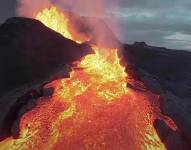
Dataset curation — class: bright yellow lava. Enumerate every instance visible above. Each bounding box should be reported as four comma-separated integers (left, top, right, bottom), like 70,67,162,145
79,46,128,100
36,6,88,43
36,7,73,40
0,6,166,150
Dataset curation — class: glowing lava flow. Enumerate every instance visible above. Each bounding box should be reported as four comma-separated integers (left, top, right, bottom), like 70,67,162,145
0,6,167,150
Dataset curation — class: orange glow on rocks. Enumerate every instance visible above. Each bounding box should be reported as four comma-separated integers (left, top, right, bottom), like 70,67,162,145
0,6,169,150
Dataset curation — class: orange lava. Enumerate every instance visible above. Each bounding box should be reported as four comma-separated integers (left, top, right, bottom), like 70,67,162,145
0,6,171,150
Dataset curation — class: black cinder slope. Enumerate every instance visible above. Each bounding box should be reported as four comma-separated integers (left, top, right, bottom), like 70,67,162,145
0,17,91,95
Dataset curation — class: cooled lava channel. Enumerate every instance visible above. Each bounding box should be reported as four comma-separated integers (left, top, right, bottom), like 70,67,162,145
0,6,177,150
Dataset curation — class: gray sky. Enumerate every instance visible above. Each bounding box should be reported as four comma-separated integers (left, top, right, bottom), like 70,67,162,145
107,0,191,50
0,0,17,23
0,0,191,50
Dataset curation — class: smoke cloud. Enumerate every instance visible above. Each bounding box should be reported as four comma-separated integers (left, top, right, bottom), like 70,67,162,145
16,0,109,18
17,0,121,48
17,0,52,17
58,0,107,17
56,0,121,48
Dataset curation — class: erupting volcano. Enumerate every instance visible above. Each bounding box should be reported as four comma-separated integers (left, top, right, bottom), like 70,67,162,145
0,6,178,150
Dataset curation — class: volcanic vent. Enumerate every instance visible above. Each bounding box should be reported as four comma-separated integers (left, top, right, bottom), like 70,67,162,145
0,5,179,150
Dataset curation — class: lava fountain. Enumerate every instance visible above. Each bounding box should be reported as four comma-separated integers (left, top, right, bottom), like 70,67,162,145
36,7,89,44
0,6,172,150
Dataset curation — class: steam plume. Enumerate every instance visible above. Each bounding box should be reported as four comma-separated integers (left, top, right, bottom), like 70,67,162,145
16,0,52,17
16,0,107,18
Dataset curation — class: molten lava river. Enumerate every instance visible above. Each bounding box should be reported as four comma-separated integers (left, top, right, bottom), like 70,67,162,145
0,6,177,150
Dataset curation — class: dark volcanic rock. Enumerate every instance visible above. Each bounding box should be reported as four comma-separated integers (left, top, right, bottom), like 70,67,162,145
0,17,91,95
154,119,191,150
124,42,191,97
123,42,191,146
